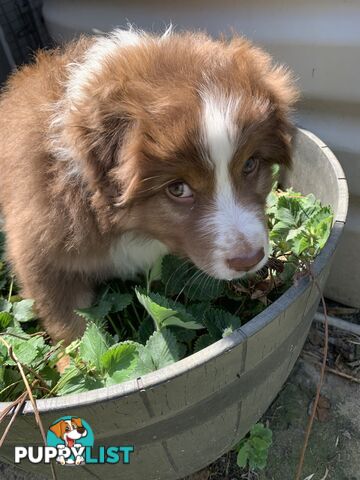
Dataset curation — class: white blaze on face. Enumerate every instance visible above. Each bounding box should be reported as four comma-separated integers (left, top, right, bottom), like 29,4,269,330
65,420,82,440
201,90,269,279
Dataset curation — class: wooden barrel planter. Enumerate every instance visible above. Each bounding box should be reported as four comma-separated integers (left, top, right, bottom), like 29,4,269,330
0,128,348,480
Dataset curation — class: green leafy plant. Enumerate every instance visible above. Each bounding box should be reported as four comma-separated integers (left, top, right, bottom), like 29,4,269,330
235,423,273,471
0,174,333,401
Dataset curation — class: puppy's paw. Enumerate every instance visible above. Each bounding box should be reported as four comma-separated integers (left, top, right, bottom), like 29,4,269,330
56,456,66,465
75,456,84,465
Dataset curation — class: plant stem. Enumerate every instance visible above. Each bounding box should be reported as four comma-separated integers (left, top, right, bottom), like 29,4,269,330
7,276,14,302
107,315,123,339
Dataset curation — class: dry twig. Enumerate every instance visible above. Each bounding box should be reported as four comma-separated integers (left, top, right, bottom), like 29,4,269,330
0,336,57,480
294,276,329,480
0,391,27,447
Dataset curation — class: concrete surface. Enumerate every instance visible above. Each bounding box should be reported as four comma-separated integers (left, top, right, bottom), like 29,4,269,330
260,360,360,480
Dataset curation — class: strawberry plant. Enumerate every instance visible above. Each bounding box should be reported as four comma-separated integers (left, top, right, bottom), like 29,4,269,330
235,423,273,471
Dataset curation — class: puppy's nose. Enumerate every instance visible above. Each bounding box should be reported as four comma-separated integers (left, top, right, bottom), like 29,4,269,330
77,426,85,434
227,248,265,272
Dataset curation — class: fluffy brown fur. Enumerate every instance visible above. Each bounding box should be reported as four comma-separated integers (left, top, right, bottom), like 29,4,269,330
0,29,298,349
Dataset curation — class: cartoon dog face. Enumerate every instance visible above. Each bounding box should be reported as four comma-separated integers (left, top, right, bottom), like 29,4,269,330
49,417,87,447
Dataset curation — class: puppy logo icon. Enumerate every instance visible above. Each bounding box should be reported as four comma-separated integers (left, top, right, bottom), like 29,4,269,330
47,416,94,465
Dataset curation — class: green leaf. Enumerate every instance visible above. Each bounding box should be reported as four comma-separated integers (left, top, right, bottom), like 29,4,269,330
101,341,140,375
183,274,226,302
12,299,35,322
136,289,178,330
57,366,104,395
142,329,180,370
76,300,112,322
161,255,225,301
194,334,213,353
4,335,49,368
138,316,155,345
237,444,249,468
148,255,164,285
39,365,60,387
266,190,278,214
106,293,132,313
79,322,110,370
251,436,270,452
292,235,310,256
203,308,241,341
136,290,203,330
170,327,197,344
249,448,268,470
11,341,38,366
0,311,12,329
0,299,12,313
251,423,273,444
0,341,8,359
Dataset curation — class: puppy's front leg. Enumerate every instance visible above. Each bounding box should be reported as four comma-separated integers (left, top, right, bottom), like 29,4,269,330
19,266,93,360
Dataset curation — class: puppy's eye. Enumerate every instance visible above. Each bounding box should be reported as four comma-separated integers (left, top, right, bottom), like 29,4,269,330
243,157,259,175
166,182,193,201
65,426,70,431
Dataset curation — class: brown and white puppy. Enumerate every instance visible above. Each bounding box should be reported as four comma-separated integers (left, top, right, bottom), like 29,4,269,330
49,417,87,464
0,28,298,348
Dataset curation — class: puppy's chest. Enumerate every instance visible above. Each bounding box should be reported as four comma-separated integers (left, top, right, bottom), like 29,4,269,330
109,232,168,278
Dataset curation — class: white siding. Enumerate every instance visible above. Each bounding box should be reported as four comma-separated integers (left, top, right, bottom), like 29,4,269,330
43,0,360,306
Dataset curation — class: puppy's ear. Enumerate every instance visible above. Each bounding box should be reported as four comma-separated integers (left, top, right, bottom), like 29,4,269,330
71,417,83,428
229,36,299,110
228,36,299,168
49,420,66,439
55,76,135,232
265,65,299,168
62,89,131,194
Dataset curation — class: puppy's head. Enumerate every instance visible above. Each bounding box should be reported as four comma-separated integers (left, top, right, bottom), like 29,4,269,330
59,30,298,280
49,417,86,441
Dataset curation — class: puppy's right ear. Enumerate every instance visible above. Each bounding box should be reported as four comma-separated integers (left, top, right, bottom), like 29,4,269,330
59,86,131,195
51,67,137,232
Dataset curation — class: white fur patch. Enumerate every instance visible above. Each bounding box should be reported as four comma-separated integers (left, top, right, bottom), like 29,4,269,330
201,91,268,279
67,27,144,103
67,25,173,104
110,232,168,278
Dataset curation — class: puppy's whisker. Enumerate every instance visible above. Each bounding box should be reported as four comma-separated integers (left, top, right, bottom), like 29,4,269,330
187,268,212,302
137,180,174,195
175,261,213,303
139,175,165,183
164,259,193,297
174,268,203,303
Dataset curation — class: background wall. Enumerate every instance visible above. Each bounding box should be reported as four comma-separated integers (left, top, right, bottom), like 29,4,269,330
43,0,360,306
